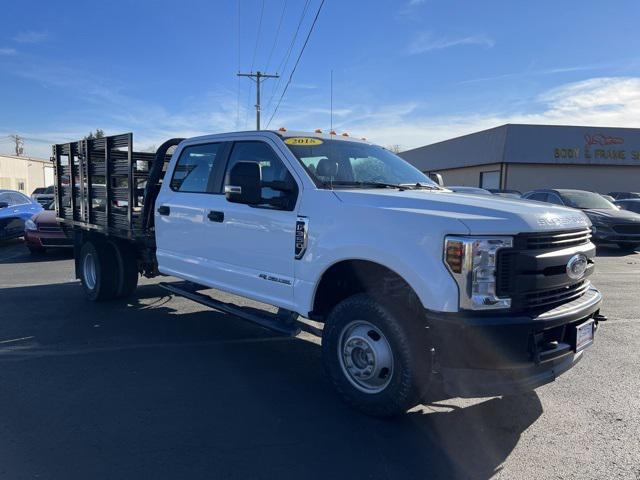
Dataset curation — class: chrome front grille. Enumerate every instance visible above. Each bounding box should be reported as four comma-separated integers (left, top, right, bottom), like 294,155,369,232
38,226,62,233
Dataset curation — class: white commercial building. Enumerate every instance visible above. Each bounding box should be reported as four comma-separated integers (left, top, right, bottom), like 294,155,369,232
0,154,54,194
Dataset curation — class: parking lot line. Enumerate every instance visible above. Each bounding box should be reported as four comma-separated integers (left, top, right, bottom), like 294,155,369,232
0,336,34,345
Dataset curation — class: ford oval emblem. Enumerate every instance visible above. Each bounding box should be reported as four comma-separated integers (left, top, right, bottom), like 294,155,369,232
566,254,588,280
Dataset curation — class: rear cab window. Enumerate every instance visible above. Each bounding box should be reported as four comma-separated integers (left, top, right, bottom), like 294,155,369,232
170,143,222,193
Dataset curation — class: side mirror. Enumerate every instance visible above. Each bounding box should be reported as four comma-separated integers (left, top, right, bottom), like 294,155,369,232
225,161,262,205
0,202,8,209
428,172,444,187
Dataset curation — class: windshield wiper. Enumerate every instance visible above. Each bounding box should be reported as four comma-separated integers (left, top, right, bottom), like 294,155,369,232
326,180,411,190
399,182,442,190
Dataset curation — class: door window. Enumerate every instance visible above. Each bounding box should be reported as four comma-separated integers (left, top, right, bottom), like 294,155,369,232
225,141,298,210
7,192,30,205
170,143,221,193
546,193,564,205
525,192,547,202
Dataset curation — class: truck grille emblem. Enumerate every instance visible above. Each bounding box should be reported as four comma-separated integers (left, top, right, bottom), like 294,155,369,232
566,253,588,280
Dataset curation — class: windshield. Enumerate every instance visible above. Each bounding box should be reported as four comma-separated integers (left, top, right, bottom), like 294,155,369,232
284,138,438,189
561,191,618,210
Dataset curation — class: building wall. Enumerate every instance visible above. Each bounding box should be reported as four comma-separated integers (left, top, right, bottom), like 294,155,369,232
0,155,53,194
429,163,503,188
505,163,640,194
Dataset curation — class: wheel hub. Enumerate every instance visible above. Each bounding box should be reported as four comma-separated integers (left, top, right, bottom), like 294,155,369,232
83,252,97,290
338,321,394,393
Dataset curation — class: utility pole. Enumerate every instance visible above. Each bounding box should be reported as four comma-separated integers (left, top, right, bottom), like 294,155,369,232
9,134,24,156
237,71,279,130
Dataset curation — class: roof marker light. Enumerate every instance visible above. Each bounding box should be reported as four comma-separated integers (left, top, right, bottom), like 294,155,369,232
315,129,322,133
341,132,349,137
278,127,287,132
329,130,337,135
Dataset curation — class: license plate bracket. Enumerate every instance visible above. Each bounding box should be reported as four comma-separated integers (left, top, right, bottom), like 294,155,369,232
575,319,594,352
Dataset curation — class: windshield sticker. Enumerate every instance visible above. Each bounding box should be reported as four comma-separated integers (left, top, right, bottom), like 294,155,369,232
284,137,324,146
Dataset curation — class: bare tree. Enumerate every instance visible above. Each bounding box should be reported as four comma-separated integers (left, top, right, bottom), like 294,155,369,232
84,129,105,140
386,144,402,154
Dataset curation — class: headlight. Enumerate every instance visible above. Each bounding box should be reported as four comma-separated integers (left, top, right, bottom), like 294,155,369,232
444,236,513,310
25,219,37,231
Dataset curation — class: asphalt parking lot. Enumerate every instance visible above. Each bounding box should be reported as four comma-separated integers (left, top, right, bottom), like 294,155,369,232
0,239,638,480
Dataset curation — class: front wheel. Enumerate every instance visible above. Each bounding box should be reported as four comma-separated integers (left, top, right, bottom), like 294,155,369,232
617,242,640,252
321,294,428,417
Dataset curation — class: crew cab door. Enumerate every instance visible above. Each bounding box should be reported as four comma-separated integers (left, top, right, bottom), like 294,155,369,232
155,138,301,310
154,141,231,285
213,140,301,309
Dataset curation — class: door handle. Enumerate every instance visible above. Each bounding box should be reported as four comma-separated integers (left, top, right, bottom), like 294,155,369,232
208,210,224,223
157,205,170,216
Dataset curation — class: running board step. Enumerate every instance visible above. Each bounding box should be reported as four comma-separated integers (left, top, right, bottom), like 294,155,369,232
158,281,302,337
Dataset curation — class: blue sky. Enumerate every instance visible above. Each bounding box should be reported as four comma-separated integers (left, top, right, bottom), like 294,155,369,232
2,0,640,158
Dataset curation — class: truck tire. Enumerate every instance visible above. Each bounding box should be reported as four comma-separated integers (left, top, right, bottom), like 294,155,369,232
617,242,639,252
79,241,119,301
321,294,426,417
108,240,139,298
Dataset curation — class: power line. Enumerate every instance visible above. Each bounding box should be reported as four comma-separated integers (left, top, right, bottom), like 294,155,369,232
264,0,312,115
264,0,289,73
236,0,241,129
250,0,266,73
266,0,326,128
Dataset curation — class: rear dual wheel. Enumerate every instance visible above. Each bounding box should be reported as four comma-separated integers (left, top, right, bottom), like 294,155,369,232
79,240,138,301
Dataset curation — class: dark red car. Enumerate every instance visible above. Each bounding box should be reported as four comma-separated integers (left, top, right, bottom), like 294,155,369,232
24,205,72,253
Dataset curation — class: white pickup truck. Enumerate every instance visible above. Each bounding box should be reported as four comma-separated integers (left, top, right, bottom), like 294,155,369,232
52,130,605,416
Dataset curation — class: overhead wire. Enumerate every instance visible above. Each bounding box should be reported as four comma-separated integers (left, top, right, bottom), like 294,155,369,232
263,0,312,117
250,0,266,73
236,0,241,129
264,0,289,73
266,0,326,128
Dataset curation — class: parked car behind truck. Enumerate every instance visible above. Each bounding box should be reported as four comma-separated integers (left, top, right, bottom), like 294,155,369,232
24,201,72,253
523,189,640,251
0,189,43,241
53,131,605,416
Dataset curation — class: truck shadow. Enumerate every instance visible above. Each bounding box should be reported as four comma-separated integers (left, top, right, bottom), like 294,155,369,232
0,281,542,480
0,238,74,264
595,244,639,257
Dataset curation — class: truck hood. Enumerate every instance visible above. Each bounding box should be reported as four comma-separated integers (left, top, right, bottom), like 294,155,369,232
332,190,591,234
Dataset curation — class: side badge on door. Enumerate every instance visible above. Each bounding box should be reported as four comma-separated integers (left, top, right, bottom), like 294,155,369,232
295,217,308,259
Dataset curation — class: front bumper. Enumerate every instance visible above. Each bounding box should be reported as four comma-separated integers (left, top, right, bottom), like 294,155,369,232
426,286,603,398
592,227,640,244
24,230,73,248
